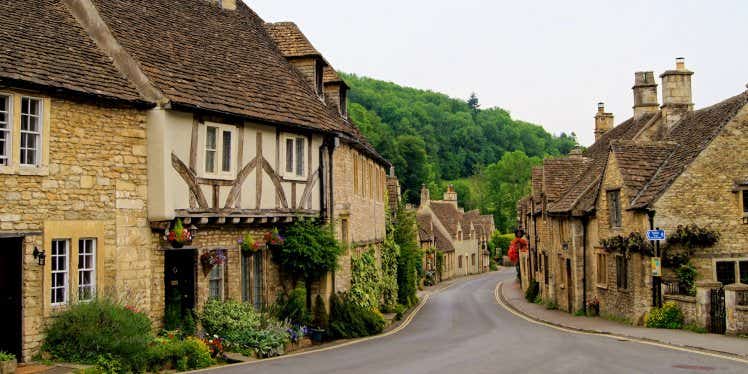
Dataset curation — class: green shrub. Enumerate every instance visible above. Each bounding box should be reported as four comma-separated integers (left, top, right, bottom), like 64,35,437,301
146,336,213,371
200,299,261,341
683,323,707,334
200,299,290,358
276,284,310,326
0,351,14,361
675,262,697,296
164,288,183,331
545,301,558,310
312,294,329,329
42,299,152,371
181,309,197,337
94,354,123,374
524,280,539,302
329,292,385,339
646,301,684,329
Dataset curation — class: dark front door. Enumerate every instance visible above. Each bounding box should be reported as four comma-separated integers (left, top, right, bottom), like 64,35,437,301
0,237,22,359
164,250,196,314
710,287,726,334
566,258,573,312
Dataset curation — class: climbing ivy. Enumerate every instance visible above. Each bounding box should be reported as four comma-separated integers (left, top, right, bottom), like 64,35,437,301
600,232,653,257
380,222,400,310
349,248,381,311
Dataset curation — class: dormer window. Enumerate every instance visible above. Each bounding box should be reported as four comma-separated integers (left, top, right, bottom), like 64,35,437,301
340,87,348,118
315,59,324,98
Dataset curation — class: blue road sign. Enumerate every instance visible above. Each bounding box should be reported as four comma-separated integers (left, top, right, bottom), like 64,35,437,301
646,229,666,241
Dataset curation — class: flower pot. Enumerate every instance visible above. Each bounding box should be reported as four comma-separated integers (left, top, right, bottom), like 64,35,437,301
0,359,17,374
170,240,185,248
309,328,326,343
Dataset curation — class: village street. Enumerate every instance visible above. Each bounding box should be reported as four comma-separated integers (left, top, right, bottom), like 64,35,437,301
205,268,748,374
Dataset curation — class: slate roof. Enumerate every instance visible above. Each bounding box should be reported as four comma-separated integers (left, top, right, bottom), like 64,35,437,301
416,213,433,241
610,140,677,202
548,112,658,213
630,91,748,208
433,225,456,252
0,0,143,102
429,202,462,237
542,157,591,203
90,0,342,132
264,22,321,58
323,66,346,85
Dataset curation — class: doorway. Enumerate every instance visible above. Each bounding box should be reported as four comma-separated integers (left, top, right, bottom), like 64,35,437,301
164,250,196,317
0,237,23,360
566,258,573,312
241,251,264,309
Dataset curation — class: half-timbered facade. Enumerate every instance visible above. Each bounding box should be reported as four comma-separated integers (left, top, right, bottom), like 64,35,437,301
0,0,393,361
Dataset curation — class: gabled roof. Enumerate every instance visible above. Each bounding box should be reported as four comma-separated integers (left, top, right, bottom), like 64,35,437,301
0,0,143,102
323,66,346,86
416,213,434,241
548,112,658,213
610,140,677,201
90,0,342,132
264,22,322,59
542,157,592,203
630,91,748,208
429,201,462,237
433,224,456,252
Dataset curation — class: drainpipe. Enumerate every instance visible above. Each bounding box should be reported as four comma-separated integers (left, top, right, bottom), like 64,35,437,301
328,136,339,225
648,210,661,307
319,141,327,222
582,215,588,314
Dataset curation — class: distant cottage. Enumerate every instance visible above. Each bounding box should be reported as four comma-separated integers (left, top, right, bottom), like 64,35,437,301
517,58,748,334
0,0,396,361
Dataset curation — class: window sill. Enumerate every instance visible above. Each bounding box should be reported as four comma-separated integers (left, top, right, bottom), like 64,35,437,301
0,165,49,176
198,173,235,182
596,284,608,290
281,174,308,182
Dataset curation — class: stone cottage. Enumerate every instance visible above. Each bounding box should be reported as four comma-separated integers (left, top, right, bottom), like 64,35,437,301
0,0,393,361
417,185,493,280
518,58,748,333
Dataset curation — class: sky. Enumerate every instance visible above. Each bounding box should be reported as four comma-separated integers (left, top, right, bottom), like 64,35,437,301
246,0,748,146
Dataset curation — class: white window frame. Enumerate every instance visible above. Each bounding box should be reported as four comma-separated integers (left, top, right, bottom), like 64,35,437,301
19,96,42,167
0,94,11,166
208,263,224,300
281,134,307,181
51,239,70,306
78,238,97,301
199,122,236,180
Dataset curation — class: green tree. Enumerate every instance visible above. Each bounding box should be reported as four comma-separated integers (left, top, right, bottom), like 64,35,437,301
271,220,343,308
467,92,480,113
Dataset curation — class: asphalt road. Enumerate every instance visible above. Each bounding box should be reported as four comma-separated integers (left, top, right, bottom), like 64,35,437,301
206,269,748,373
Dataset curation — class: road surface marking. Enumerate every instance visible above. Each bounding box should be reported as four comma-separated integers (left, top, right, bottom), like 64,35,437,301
494,281,748,366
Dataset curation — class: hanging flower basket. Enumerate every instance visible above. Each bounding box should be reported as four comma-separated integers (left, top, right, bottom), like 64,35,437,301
164,218,192,248
239,233,265,253
200,249,227,273
263,228,285,249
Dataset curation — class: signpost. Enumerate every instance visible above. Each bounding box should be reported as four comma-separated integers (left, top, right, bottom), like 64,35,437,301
647,227,665,307
646,229,666,241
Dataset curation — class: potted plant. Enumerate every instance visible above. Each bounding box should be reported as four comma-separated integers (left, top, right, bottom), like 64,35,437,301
165,218,192,248
200,249,227,273
239,233,264,253
587,297,600,317
263,228,285,249
309,294,328,343
0,351,16,374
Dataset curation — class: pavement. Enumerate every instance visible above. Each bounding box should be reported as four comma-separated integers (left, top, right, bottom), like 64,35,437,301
198,268,748,373
500,278,748,360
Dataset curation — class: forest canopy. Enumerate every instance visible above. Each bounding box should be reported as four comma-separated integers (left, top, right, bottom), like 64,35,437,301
343,73,577,232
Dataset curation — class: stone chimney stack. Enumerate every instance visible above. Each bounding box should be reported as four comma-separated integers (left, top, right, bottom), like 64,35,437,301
661,57,694,128
633,71,659,117
569,147,584,159
594,102,614,141
215,0,237,10
443,184,458,205
420,185,430,207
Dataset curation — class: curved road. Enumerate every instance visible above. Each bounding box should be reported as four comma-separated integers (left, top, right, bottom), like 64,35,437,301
209,269,748,373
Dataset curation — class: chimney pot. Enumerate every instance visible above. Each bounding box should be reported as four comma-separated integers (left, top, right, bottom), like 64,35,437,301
594,103,614,141
597,102,605,113
676,57,686,71
632,71,659,118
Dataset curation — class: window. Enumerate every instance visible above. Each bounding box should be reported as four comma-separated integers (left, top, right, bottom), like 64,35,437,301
340,88,348,118
558,256,565,284
51,239,69,305
607,190,622,228
0,95,10,166
742,190,748,216
209,263,224,300
458,256,463,268
472,253,476,266
353,155,359,194
203,123,235,178
543,253,549,285
283,135,306,179
20,97,42,166
596,253,607,286
715,260,748,285
78,238,96,301
341,218,349,244
616,255,628,289
315,59,324,97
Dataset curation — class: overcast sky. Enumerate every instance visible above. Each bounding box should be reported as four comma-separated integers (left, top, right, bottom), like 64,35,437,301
247,0,747,146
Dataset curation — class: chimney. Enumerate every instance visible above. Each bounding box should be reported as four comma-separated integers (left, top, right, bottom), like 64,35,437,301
594,102,614,141
444,184,458,205
215,0,236,10
569,147,584,159
632,71,659,117
420,185,430,207
660,57,694,128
